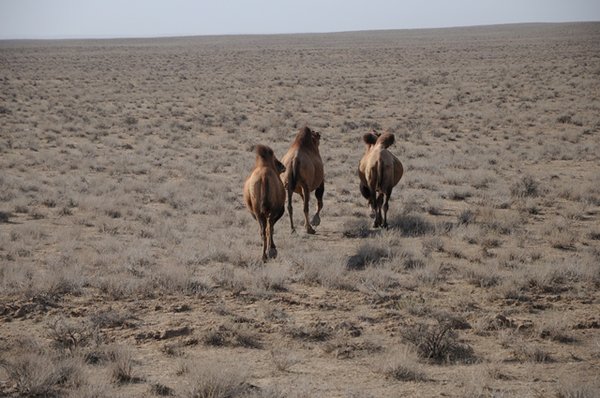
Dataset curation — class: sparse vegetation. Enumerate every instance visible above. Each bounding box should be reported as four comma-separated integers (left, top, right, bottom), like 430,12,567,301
0,23,598,397
402,322,476,364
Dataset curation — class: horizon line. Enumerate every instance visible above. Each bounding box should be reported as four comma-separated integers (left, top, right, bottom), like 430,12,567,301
1,20,598,42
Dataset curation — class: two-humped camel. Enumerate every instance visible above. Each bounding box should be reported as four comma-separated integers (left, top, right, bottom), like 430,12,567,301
358,131,404,228
243,145,286,261
281,126,324,234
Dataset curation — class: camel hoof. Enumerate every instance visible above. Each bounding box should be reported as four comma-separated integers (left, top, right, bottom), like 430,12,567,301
311,214,321,226
268,247,278,259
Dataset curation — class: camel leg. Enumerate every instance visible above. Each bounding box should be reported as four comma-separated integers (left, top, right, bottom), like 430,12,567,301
375,193,384,228
370,190,380,227
301,185,316,234
258,216,268,262
287,187,295,233
361,182,375,218
311,181,324,226
267,217,277,259
382,189,392,229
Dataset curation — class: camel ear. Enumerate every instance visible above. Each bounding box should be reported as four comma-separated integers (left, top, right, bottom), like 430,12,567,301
363,132,378,145
377,133,395,148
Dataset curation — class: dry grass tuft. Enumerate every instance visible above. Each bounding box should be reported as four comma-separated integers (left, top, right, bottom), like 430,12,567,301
402,322,475,364
381,347,427,381
182,362,249,398
510,175,542,198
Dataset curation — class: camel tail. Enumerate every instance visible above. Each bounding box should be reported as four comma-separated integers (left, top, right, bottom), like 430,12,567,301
260,177,270,214
376,160,384,193
288,157,300,194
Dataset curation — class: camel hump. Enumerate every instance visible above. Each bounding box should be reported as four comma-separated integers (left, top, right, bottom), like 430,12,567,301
377,133,395,148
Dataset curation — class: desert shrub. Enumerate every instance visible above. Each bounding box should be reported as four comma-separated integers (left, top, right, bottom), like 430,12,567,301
124,115,138,126
447,188,473,201
381,347,427,381
270,347,301,372
472,314,514,335
457,209,476,225
89,309,137,329
464,265,501,288
415,262,448,286
396,250,426,270
432,311,471,330
110,346,141,384
402,322,475,364
421,237,444,256
150,263,211,296
292,252,351,290
556,378,600,398
588,229,600,241
285,320,334,342
537,315,575,343
342,218,372,238
0,211,11,223
346,242,391,270
182,363,249,398
202,324,262,349
525,261,573,293
495,277,529,302
47,317,93,352
247,263,291,293
544,217,577,250
556,114,573,124
478,207,522,235
388,213,435,236
511,343,553,363
0,351,84,396
510,175,541,198
357,265,401,299
150,382,175,396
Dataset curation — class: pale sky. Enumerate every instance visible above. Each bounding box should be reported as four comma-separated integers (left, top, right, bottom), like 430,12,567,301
1,0,599,40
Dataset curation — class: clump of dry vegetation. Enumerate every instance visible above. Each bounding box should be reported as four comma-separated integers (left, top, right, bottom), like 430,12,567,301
1,22,599,397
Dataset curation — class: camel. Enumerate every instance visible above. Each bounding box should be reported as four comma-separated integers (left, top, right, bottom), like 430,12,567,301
243,145,286,261
281,126,324,234
358,131,404,228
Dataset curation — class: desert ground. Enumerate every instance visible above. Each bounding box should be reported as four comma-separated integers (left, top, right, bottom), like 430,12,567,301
1,22,599,397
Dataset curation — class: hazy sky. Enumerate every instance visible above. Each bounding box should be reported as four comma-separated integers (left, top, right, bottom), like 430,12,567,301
1,0,599,39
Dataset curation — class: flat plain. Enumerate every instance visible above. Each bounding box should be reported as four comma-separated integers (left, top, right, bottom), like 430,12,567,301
1,22,599,397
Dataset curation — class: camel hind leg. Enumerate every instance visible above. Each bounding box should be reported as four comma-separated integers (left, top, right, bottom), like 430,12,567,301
258,215,268,262
382,188,392,229
374,192,384,228
370,189,380,227
267,217,278,259
311,181,324,227
286,186,296,233
301,184,316,234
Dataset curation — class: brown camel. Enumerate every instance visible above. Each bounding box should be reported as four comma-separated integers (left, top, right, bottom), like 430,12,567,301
243,145,286,261
358,131,404,228
281,126,324,234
